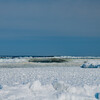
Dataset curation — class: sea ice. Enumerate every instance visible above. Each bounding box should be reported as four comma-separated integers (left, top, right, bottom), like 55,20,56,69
81,62,100,68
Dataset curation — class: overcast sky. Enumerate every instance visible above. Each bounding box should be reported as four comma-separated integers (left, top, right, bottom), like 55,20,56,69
0,0,100,56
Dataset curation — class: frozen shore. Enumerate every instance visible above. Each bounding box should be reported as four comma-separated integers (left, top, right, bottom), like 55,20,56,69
0,57,100,68
0,57,100,100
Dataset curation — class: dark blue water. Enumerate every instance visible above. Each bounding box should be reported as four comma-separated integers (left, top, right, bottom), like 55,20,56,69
0,36,100,56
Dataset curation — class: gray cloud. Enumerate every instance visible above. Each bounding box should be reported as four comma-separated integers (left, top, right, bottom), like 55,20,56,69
0,0,100,38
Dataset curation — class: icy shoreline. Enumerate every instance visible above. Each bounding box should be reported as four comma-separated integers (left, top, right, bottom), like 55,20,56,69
0,57,100,100
0,57,100,68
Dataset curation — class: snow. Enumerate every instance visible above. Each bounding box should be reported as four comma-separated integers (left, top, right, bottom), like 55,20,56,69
1,81,99,100
0,57,100,100
0,66,100,100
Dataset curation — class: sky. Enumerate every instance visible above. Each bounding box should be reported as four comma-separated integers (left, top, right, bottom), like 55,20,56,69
0,0,100,56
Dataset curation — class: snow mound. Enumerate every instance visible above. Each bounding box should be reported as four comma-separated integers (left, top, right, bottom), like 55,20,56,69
52,79,69,92
81,62,100,68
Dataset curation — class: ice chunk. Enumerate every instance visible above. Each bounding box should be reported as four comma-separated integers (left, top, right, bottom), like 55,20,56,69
0,85,2,89
29,80,42,91
81,62,100,68
52,79,69,92
95,93,100,99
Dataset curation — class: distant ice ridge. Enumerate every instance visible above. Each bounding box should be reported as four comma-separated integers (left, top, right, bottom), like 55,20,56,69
0,56,100,64
60,56,100,59
0,57,31,63
0,80,100,100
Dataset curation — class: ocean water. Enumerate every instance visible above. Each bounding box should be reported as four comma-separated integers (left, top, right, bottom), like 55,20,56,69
0,37,100,56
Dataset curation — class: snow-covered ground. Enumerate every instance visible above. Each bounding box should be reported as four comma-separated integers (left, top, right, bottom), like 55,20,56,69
0,57,100,100
0,67,100,100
